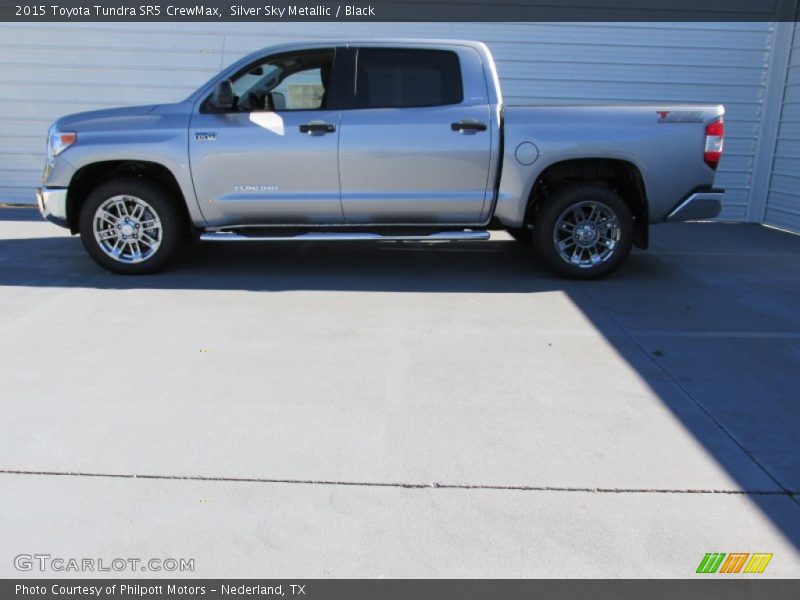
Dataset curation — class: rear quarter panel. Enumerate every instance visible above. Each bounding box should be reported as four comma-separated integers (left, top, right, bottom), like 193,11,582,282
495,105,725,227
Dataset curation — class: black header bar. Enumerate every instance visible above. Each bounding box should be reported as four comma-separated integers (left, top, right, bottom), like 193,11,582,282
1,0,799,22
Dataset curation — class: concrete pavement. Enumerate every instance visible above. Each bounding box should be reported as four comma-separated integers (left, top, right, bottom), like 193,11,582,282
0,208,798,577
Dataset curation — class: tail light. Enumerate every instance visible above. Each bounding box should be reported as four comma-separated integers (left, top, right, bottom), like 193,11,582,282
704,119,724,170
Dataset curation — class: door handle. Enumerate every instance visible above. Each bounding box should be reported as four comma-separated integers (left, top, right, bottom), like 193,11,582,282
299,123,336,134
451,121,487,132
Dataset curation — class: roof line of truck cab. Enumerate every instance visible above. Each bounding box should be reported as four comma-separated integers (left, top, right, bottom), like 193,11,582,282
184,39,502,108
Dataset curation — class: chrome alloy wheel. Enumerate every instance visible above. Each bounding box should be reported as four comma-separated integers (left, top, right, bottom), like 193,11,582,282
553,200,621,268
92,195,162,264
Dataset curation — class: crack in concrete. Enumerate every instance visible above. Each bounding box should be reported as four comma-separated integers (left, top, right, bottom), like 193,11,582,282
0,469,797,496
576,285,800,509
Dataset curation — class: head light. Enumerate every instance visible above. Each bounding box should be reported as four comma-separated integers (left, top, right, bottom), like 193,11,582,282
48,129,77,159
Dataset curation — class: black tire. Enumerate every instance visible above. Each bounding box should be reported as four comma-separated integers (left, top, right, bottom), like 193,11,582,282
79,177,185,275
506,227,532,243
532,184,633,280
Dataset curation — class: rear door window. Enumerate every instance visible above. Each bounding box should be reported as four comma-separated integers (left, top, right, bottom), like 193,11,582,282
354,48,463,109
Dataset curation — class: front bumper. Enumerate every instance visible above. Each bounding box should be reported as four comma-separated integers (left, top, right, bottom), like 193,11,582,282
666,190,724,223
36,187,69,228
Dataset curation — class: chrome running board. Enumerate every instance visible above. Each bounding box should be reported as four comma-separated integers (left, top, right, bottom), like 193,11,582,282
199,230,490,242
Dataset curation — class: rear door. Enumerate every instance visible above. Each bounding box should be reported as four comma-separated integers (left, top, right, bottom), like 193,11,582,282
338,46,493,224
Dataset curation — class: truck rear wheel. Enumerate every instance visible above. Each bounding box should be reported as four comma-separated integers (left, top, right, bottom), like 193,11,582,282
532,184,633,279
79,177,184,274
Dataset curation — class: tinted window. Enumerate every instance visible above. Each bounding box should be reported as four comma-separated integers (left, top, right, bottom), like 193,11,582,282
354,49,463,109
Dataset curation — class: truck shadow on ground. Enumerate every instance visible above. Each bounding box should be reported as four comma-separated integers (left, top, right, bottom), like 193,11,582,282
1,225,799,553
0,234,674,293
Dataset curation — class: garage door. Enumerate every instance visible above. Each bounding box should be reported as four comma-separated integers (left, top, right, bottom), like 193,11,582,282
765,17,800,233
0,22,774,224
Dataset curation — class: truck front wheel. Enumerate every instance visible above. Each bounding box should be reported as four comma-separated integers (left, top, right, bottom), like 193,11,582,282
532,185,633,279
79,177,184,274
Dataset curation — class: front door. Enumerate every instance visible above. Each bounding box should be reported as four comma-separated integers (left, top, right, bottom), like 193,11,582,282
189,48,343,226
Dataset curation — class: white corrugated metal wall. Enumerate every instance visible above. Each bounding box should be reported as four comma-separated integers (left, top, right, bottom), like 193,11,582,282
0,22,792,229
765,17,800,232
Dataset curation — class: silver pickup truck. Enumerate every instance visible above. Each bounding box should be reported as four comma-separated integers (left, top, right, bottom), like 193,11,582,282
37,39,725,278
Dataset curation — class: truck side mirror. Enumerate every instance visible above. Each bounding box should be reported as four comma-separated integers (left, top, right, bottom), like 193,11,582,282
209,80,234,111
